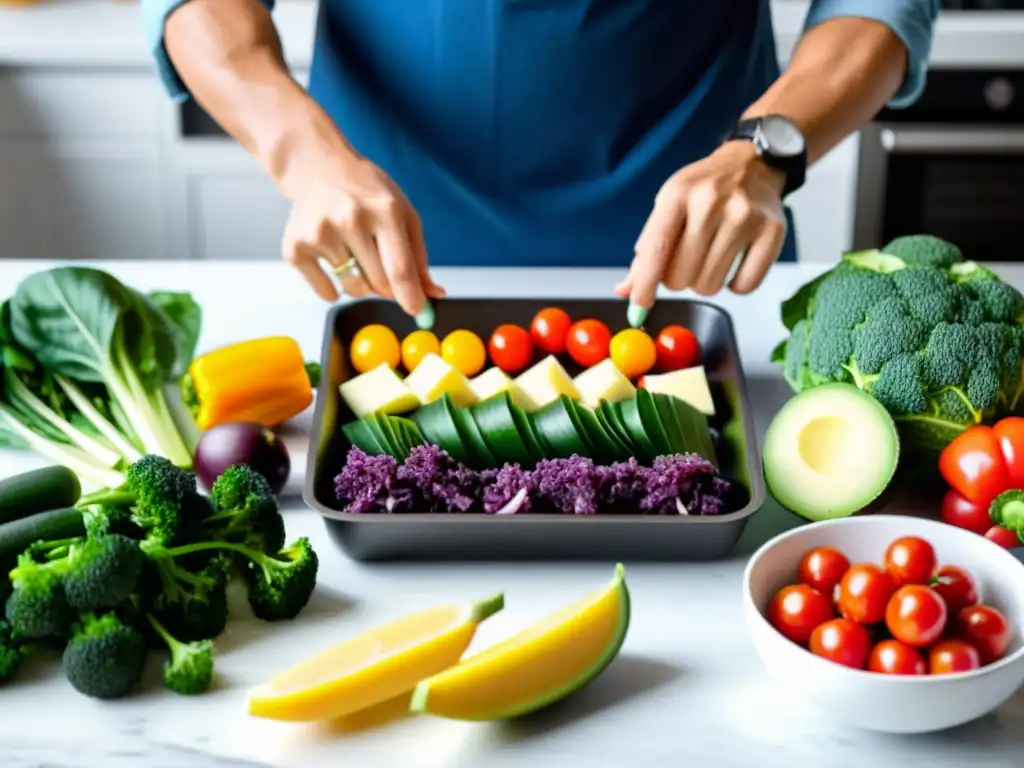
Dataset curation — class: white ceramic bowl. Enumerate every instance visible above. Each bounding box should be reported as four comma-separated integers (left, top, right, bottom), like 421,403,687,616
743,515,1024,734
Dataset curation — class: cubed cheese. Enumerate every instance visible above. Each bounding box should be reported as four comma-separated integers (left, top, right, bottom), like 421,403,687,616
642,365,715,415
469,367,532,407
572,358,636,409
514,355,579,410
404,353,478,407
339,363,420,418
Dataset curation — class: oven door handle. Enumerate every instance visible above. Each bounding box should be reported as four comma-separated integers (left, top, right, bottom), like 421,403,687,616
881,127,1024,154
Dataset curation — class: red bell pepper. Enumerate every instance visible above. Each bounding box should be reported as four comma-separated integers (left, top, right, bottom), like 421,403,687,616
938,416,1024,504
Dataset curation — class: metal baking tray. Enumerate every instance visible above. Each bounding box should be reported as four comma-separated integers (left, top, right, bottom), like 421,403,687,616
304,298,766,561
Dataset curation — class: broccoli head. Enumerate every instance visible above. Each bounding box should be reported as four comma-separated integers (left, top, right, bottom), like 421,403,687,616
0,620,23,684
774,235,1024,459
150,537,318,623
5,549,74,639
200,465,285,554
62,534,144,611
143,552,231,643
146,613,214,695
62,611,147,699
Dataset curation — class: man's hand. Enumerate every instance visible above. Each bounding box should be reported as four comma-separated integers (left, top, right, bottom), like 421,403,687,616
282,157,445,315
617,141,787,311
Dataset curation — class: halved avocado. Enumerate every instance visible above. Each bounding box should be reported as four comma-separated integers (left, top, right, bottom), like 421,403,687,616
763,382,899,521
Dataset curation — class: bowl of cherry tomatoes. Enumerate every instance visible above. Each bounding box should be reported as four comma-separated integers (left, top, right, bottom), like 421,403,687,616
743,515,1024,734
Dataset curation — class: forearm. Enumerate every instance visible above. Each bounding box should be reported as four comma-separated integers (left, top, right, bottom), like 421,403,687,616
744,17,908,164
164,0,359,200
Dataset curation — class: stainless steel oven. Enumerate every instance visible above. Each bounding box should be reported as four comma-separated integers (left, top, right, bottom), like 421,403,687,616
853,69,1024,261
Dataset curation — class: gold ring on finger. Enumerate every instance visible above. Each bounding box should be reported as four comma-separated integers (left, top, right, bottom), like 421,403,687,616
331,256,362,279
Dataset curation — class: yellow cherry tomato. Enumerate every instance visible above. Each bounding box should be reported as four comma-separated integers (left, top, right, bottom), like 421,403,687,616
441,329,487,377
350,324,401,373
609,328,657,379
401,330,441,372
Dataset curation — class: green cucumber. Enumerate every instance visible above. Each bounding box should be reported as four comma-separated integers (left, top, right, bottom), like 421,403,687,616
391,417,426,457
653,393,688,455
342,419,387,456
451,406,499,469
595,403,634,457
599,400,638,454
616,398,657,461
571,402,629,463
0,506,86,573
636,388,672,456
509,404,546,463
413,395,474,466
0,465,82,525
531,396,591,459
668,396,718,466
470,394,535,466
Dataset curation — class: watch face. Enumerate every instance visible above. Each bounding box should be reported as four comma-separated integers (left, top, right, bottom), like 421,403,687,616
759,116,805,157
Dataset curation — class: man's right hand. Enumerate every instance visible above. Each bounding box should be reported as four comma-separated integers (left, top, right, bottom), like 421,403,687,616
282,157,445,316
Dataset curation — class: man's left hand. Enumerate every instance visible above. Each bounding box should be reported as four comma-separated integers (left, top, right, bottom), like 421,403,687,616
617,141,788,311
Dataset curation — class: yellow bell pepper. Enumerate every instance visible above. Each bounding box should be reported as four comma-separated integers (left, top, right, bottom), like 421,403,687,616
181,336,319,430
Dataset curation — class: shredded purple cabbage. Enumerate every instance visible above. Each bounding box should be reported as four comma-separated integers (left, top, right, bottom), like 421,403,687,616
333,444,737,516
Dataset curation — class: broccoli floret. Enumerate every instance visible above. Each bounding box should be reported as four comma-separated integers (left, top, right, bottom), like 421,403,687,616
144,553,231,642
5,550,74,639
989,490,1024,533
146,613,214,695
200,465,285,554
152,537,318,622
774,235,1024,460
883,234,963,268
61,534,144,611
62,611,147,699
79,455,205,548
0,620,23,684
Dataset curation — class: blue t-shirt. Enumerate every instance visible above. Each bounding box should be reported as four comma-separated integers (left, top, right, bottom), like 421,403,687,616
144,0,937,267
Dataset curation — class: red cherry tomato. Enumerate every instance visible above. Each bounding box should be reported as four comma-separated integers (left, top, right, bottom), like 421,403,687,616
984,525,1021,548
883,536,937,587
867,639,927,675
530,308,573,355
938,425,1012,504
941,488,994,536
797,546,850,596
993,416,1024,488
838,563,895,625
767,584,835,645
928,639,981,675
653,325,701,372
955,605,1012,665
488,324,533,373
565,319,612,368
809,618,872,669
885,585,948,648
931,565,979,617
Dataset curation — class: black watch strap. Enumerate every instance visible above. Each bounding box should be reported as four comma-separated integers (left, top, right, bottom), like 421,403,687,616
726,117,807,198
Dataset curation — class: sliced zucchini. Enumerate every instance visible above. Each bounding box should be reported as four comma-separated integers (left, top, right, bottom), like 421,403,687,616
451,405,499,469
653,393,688,455
374,413,409,461
509,403,546,463
391,417,426,457
595,402,635,457
571,402,629,463
531,395,590,459
599,400,637,454
636,388,672,456
668,395,718,466
412,395,474,466
616,398,657,461
470,393,535,465
341,418,387,456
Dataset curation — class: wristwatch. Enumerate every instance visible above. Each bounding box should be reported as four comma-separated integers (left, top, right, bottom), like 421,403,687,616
725,115,807,198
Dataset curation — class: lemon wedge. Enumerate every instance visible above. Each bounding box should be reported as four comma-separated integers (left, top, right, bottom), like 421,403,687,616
248,592,504,722
410,564,629,721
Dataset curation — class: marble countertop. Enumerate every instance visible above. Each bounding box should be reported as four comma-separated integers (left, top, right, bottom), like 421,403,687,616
0,260,1023,768
4,1,1024,69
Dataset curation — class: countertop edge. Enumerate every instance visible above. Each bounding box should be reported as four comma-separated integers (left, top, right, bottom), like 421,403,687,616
3,2,1024,70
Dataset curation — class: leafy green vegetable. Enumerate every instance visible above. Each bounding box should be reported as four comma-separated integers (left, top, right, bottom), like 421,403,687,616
6,267,196,474
148,292,202,377
774,235,1024,461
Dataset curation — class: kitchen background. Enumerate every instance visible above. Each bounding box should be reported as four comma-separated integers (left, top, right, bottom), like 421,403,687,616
1,0,1023,264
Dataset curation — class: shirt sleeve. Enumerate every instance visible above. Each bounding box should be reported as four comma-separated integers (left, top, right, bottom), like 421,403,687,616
141,0,276,102
803,0,939,109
